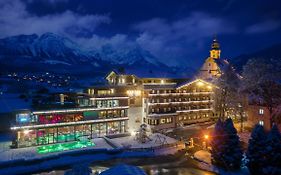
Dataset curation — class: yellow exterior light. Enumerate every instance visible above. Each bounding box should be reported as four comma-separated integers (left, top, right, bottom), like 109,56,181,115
197,81,204,86
204,134,209,140
127,90,141,97
207,85,212,89
110,89,115,94
161,79,165,84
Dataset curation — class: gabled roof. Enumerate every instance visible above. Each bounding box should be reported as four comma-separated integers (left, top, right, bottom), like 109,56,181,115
176,78,215,89
105,70,139,80
215,59,243,80
105,70,117,80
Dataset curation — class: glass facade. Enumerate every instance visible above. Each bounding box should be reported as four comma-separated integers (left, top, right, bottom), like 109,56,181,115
16,120,127,148
13,96,129,148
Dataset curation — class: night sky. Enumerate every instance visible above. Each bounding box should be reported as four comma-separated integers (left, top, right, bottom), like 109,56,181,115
1,0,281,68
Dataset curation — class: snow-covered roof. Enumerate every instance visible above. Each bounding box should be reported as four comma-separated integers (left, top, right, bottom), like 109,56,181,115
100,164,147,175
176,78,214,89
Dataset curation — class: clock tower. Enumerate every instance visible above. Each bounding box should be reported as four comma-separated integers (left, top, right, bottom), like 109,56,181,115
199,37,221,80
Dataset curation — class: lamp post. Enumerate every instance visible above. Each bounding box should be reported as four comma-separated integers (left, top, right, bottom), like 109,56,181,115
203,134,209,150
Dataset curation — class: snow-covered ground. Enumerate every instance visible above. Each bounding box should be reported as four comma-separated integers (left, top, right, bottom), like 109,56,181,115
0,138,113,162
194,150,250,175
109,133,178,149
194,150,211,164
0,134,180,163
0,134,183,174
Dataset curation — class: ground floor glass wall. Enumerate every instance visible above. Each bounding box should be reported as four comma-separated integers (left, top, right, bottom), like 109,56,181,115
15,120,128,148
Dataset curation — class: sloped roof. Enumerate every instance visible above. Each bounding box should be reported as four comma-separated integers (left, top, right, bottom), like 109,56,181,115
100,164,147,175
176,78,215,89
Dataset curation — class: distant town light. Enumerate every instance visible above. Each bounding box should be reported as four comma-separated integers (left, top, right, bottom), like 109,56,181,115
161,79,165,84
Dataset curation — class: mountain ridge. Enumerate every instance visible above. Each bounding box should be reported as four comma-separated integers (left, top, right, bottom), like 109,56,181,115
0,33,187,78
230,42,281,71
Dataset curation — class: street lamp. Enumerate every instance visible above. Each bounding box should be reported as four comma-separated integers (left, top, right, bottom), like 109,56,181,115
204,134,209,140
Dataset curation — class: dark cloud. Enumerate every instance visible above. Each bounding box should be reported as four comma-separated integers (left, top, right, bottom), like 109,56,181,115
1,0,281,68
133,12,237,66
0,0,110,38
245,20,280,34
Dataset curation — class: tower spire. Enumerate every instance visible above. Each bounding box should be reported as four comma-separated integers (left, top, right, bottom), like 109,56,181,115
210,35,221,59
211,35,220,50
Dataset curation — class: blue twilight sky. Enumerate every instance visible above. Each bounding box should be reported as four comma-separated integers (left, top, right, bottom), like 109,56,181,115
1,0,281,68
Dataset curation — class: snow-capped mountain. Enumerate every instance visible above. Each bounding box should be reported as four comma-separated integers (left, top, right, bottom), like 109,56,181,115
94,44,163,66
231,43,281,72
0,33,189,78
0,33,98,65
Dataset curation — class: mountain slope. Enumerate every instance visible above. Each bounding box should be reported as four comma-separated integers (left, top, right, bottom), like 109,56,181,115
231,43,281,71
0,33,188,78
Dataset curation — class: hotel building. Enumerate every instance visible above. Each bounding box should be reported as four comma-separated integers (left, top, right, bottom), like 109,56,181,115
11,87,129,148
11,38,221,148
143,79,214,131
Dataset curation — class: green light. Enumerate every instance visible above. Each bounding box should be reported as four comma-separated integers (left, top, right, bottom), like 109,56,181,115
37,132,85,144
37,140,95,154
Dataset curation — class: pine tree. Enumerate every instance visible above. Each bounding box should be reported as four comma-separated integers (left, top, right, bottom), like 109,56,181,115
263,124,281,175
210,118,227,168
246,124,267,175
223,118,243,169
211,118,243,170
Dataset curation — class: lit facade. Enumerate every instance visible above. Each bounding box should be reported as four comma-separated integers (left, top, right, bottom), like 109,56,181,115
143,79,214,131
104,71,215,131
199,37,222,80
11,88,129,148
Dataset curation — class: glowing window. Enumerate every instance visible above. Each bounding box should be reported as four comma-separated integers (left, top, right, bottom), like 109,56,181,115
259,109,264,115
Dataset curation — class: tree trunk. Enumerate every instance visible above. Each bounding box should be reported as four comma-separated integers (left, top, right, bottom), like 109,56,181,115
240,112,243,132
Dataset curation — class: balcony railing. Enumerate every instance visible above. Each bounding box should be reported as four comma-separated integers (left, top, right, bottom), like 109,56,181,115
148,100,213,106
11,117,129,130
32,106,129,115
148,91,213,96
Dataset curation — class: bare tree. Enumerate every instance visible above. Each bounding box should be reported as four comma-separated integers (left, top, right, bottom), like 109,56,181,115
213,63,246,131
242,58,281,128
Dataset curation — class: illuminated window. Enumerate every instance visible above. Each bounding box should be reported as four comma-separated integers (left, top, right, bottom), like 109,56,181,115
259,109,264,115
166,118,172,123
259,120,264,126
